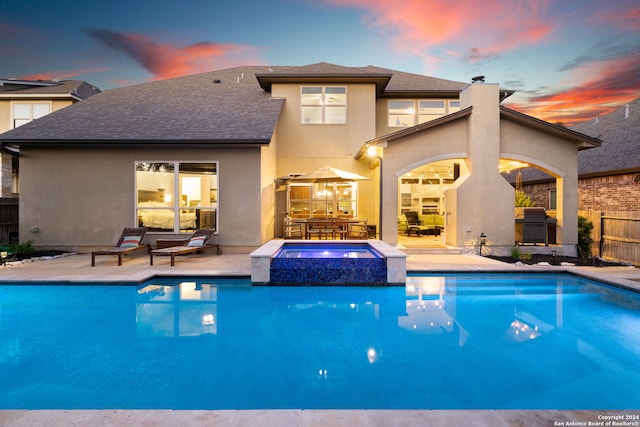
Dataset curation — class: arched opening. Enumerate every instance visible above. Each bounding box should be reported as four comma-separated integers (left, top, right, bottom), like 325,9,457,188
500,159,561,246
397,159,467,246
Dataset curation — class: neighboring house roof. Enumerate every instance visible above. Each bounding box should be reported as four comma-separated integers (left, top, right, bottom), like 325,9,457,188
571,97,640,177
0,79,101,100
512,98,639,183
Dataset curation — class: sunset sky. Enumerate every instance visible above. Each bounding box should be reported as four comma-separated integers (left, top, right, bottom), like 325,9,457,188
2,0,639,125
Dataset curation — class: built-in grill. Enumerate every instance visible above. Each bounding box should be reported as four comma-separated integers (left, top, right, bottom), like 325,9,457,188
515,207,556,245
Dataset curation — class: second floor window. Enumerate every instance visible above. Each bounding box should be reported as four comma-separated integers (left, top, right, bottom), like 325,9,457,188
12,102,51,128
389,99,460,127
301,86,346,124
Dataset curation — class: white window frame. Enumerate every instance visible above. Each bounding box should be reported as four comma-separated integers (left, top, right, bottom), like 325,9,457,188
11,101,52,128
388,99,460,128
135,161,219,234
300,86,347,124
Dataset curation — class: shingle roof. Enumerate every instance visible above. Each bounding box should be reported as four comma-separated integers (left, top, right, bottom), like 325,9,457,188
571,97,640,176
256,62,469,96
1,66,284,143
0,79,101,100
0,63,470,145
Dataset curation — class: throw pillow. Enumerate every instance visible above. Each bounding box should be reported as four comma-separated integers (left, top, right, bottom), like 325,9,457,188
187,236,208,247
120,235,142,248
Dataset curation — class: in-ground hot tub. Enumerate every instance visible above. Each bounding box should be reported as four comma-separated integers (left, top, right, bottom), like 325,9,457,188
250,240,407,285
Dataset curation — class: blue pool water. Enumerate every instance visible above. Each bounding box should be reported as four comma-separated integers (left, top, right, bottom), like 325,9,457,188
1,274,639,410
275,243,382,258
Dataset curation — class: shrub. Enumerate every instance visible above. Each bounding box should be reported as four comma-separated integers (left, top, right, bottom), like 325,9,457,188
10,240,36,258
510,245,531,261
577,216,594,259
515,190,536,207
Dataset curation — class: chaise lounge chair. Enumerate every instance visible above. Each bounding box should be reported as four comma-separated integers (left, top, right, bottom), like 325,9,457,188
149,229,218,267
91,227,149,266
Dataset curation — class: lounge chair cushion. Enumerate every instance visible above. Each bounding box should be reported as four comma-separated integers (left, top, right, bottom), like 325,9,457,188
187,236,208,247
120,235,143,247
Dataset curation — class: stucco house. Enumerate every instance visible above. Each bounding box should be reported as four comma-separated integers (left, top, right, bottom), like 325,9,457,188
0,79,101,197
0,63,600,256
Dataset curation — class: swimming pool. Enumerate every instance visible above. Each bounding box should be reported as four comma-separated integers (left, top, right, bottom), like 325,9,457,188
1,273,639,410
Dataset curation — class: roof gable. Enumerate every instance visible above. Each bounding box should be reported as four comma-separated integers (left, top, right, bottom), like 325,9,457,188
255,62,468,97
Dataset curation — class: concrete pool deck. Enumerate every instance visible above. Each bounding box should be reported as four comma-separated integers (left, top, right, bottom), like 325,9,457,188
1,249,639,426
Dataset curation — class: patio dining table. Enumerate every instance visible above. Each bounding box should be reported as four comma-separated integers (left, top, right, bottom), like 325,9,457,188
290,218,365,239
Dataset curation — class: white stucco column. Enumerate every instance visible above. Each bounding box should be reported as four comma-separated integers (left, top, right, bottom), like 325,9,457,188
445,83,515,254
556,176,578,250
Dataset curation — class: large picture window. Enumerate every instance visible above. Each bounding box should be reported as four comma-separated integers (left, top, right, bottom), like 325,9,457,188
301,86,346,124
135,162,218,233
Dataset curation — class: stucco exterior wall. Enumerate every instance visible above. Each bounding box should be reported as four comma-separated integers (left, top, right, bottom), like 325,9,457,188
500,120,580,249
0,99,74,132
447,83,516,254
260,130,278,243
19,146,263,252
382,119,469,245
378,83,580,255
0,99,75,196
271,83,378,225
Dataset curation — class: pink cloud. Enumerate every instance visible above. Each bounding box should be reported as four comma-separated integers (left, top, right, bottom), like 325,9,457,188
86,29,265,79
511,53,640,125
324,0,553,60
18,68,111,82
590,4,640,31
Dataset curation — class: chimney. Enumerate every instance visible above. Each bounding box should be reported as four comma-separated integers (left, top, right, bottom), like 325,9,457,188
625,103,630,119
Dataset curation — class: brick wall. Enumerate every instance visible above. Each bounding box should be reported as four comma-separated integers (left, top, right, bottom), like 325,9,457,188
521,172,640,211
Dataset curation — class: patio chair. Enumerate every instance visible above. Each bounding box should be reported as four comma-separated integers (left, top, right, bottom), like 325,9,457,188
283,218,304,239
348,222,369,239
149,229,218,266
399,211,430,236
306,219,334,239
91,227,149,266
333,219,350,240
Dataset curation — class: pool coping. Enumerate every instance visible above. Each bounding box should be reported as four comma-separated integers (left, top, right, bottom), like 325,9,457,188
2,408,639,426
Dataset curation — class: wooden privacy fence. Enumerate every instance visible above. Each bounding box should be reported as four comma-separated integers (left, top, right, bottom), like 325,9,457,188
580,210,640,266
0,198,18,245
